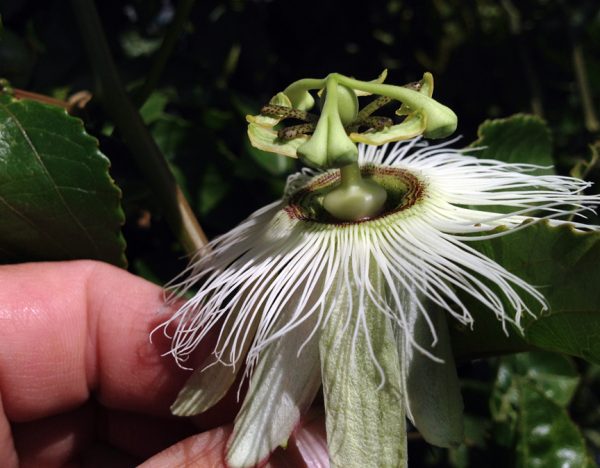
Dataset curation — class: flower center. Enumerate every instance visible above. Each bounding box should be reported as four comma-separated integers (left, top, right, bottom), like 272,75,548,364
285,165,426,225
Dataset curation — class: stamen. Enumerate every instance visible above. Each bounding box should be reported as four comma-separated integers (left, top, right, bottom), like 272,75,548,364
356,95,393,120
356,116,393,131
260,104,318,122
277,123,316,140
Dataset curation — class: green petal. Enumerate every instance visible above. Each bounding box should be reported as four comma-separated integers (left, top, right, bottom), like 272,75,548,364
401,307,464,448
296,90,358,168
350,111,426,145
171,311,260,416
247,92,293,127
337,73,457,139
171,358,237,416
284,88,315,111
226,313,321,468
247,123,307,158
246,92,310,158
320,270,407,468
396,72,434,116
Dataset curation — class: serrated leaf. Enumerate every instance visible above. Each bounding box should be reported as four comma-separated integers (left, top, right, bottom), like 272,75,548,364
451,222,600,364
467,115,556,215
470,114,554,174
0,94,126,266
490,352,592,468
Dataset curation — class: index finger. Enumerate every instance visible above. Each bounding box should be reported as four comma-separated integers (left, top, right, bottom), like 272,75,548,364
0,260,206,422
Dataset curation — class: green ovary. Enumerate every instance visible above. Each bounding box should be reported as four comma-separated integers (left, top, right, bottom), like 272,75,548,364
289,165,420,224
323,163,387,221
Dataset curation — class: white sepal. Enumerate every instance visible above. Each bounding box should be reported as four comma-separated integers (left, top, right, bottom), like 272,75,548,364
226,307,322,468
401,303,464,448
320,266,407,468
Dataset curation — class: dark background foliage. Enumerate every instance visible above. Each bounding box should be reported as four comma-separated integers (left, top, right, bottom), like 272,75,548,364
3,1,599,275
1,0,599,466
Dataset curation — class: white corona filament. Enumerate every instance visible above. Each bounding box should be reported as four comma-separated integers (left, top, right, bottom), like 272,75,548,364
156,137,600,372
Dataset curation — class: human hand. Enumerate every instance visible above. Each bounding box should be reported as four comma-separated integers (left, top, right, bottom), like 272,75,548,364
0,261,327,467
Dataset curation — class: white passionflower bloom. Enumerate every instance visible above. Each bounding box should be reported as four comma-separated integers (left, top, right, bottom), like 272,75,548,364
157,137,599,468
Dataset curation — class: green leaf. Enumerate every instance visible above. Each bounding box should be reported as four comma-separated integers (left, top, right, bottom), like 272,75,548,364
139,90,170,125
468,114,556,215
492,352,579,410
490,352,592,468
244,139,295,176
120,30,161,58
452,222,600,364
470,114,554,174
197,163,231,216
0,94,126,266
516,383,594,468
247,122,307,159
151,115,190,160
448,415,490,468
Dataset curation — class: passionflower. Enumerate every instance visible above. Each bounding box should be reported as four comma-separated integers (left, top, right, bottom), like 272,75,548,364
156,135,600,467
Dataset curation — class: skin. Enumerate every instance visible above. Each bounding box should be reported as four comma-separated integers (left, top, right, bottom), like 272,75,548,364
0,260,327,467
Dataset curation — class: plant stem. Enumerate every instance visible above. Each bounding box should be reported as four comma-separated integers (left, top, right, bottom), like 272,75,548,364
217,43,241,89
502,0,545,117
133,0,197,107
572,44,600,133
10,88,69,111
7,87,92,116
70,0,207,255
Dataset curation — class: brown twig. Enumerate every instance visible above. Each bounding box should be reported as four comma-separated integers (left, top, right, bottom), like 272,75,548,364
70,0,208,255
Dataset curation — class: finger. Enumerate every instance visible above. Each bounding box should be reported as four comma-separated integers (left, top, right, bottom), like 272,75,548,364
141,412,329,467
11,402,95,468
277,408,329,467
79,442,140,468
0,396,18,468
140,425,232,468
100,408,196,459
0,260,210,422
10,401,201,466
